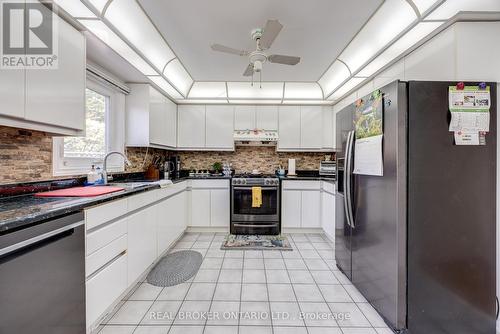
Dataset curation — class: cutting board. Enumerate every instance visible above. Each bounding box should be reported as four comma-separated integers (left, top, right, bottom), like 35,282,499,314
35,186,125,198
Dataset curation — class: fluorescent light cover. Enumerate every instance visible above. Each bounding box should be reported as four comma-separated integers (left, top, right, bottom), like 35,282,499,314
412,0,442,15
227,82,284,99
282,100,332,105
318,60,350,96
79,19,157,76
284,82,323,99
52,0,96,17
105,0,176,71
425,0,500,20
188,82,227,99
163,59,193,97
148,76,183,99
357,22,443,77
228,99,282,105
86,0,108,13
177,99,228,104
328,77,366,101
338,0,416,73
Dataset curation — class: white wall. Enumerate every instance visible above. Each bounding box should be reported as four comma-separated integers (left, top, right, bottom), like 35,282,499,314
333,21,500,332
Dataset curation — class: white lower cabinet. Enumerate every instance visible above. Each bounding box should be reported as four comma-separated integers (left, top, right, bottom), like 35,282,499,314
157,191,188,255
86,254,127,328
301,191,321,228
127,206,157,285
190,189,211,226
282,191,302,228
210,189,230,227
321,189,336,241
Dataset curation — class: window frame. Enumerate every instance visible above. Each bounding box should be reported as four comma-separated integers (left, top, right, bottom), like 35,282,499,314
53,78,125,176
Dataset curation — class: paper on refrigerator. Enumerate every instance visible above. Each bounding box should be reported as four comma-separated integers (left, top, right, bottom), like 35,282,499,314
353,134,384,176
448,86,490,133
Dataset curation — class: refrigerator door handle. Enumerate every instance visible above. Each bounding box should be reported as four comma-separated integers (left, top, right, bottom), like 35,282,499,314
345,130,356,229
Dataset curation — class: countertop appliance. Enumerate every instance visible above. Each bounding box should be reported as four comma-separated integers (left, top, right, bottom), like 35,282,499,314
336,80,496,334
169,155,181,179
231,174,280,235
234,129,279,146
0,212,86,334
319,160,336,176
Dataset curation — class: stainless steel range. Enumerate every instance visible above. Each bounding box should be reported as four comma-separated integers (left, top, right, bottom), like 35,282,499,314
231,174,280,235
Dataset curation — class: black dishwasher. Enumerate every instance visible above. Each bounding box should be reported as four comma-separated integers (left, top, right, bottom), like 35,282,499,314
0,212,86,334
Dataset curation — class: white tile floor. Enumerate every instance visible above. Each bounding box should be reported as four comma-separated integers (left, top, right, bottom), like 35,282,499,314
96,233,392,334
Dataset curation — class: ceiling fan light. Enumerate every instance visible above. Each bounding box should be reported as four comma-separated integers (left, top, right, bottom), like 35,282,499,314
79,19,157,76
424,0,500,20
357,21,444,77
105,0,176,71
338,0,417,73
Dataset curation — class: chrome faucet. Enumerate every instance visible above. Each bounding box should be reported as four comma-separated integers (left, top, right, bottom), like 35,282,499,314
102,151,132,185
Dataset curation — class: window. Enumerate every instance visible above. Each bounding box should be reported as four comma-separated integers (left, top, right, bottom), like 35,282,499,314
53,78,125,176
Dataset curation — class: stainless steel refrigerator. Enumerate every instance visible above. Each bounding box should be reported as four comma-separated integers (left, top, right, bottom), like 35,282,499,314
335,80,496,333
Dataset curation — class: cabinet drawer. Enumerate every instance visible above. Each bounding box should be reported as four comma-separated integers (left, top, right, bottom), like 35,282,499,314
322,181,336,194
85,199,127,230
86,253,127,327
190,179,229,189
282,180,321,190
86,217,127,256
128,190,159,212
86,235,127,277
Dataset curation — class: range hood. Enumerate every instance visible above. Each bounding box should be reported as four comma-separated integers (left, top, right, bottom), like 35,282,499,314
234,129,279,146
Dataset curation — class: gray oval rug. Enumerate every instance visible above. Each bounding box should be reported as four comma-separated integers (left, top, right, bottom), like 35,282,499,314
147,250,203,287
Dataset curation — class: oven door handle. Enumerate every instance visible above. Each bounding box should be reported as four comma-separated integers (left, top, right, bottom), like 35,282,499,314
233,223,279,228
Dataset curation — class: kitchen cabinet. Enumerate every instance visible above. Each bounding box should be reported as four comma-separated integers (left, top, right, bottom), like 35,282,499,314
206,105,234,149
300,106,323,150
322,106,336,150
189,179,231,228
282,190,301,228
301,191,321,228
0,10,86,135
210,188,230,227
126,84,177,148
234,105,278,130
190,189,211,227
278,106,301,150
157,190,188,255
127,206,157,284
281,181,322,228
321,182,336,242
177,105,206,149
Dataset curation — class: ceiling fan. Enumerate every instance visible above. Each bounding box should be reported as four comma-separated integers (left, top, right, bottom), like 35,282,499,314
210,19,301,86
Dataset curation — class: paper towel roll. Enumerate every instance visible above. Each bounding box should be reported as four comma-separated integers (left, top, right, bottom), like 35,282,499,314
288,159,296,176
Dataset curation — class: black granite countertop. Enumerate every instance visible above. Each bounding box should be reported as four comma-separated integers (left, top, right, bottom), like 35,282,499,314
280,175,336,182
0,175,234,235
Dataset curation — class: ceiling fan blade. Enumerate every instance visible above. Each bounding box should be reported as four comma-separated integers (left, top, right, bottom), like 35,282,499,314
211,44,249,56
259,19,283,49
268,54,301,65
243,63,254,76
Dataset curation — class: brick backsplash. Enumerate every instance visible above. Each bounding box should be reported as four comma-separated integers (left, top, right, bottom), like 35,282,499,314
177,146,333,174
0,125,334,184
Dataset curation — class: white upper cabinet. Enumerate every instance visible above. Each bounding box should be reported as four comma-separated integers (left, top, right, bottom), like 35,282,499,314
278,106,301,150
234,105,278,131
256,106,278,130
126,84,177,148
234,105,255,130
206,105,234,149
177,105,206,149
1,10,86,135
322,106,336,150
300,106,323,150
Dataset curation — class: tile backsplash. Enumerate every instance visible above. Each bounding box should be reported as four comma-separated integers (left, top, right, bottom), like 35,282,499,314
0,125,334,184
177,146,333,174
